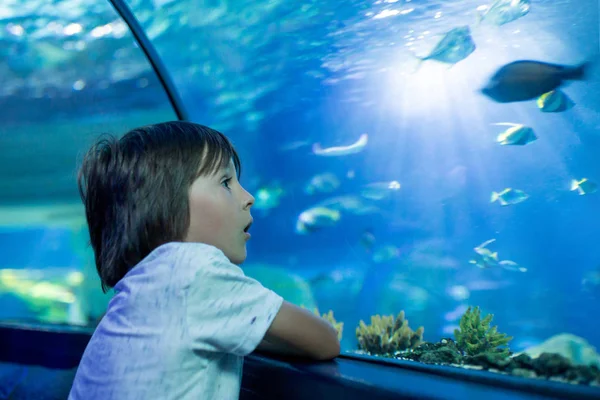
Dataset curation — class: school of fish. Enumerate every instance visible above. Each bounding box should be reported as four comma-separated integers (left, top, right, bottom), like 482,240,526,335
411,0,596,272
260,0,596,274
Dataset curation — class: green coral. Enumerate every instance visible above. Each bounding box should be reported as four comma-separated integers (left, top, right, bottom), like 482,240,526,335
454,306,512,357
356,310,424,355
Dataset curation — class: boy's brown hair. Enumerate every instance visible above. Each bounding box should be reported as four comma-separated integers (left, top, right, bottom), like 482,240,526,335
77,121,241,292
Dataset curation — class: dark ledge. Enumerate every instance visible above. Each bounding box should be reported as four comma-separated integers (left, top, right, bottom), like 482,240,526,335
1,321,599,400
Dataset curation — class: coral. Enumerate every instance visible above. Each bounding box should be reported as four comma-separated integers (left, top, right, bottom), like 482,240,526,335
454,306,512,358
356,310,424,355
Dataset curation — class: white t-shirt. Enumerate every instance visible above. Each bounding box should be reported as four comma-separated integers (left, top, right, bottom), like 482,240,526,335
69,242,284,400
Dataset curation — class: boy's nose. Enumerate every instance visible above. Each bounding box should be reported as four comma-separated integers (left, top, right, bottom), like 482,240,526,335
243,190,255,209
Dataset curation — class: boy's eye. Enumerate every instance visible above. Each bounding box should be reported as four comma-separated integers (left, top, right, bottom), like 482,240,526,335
221,178,232,189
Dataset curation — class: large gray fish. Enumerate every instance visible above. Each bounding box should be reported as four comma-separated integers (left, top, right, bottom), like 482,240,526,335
480,60,591,103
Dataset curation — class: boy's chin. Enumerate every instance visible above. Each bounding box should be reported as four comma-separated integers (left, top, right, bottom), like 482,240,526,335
228,249,247,265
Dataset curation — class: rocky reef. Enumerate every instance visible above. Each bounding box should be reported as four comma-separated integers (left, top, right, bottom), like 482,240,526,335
330,305,600,388
398,337,600,386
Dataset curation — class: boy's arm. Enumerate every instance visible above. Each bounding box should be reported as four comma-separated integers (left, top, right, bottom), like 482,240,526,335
257,301,340,360
182,244,339,360
255,337,308,357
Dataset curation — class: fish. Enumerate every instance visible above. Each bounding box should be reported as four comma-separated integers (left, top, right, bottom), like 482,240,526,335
312,133,368,156
469,239,527,272
414,26,476,69
316,195,380,216
305,173,340,195
360,180,401,200
254,183,285,212
493,122,537,145
372,245,401,263
295,206,341,234
491,188,529,206
480,60,591,103
582,267,600,294
473,238,498,259
447,286,470,302
359,229,376,252
469,251,499,269
476,0,531,26
279,140,312,151
496,260,527,272
570,178,598,195
537,90,575,112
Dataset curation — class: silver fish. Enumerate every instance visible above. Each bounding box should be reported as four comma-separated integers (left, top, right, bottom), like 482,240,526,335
312,133,368,156
415,26,476,68
493,122,537,145
481,60,590,103
305,173,340,195
477,0,531,26
491,188,529,206
360,180,401,200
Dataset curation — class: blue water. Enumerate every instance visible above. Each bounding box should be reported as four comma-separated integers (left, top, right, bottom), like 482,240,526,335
1,0,599,357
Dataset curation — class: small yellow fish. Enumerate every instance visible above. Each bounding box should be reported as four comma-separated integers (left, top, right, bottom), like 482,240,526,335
537,90,575,112
570,178,597,195
494,122,537,145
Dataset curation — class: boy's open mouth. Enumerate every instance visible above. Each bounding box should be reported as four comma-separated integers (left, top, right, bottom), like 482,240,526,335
243,221,253,233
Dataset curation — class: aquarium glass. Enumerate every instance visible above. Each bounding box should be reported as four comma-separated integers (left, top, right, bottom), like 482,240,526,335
124,0,600,357
3,0,600,386
0,0,177,326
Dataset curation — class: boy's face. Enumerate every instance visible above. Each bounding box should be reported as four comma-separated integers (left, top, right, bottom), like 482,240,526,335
185,158,255,264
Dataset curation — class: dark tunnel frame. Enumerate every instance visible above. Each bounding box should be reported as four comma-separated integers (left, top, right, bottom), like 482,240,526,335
1,321,600,399
0,0,599,399
107,0,190,121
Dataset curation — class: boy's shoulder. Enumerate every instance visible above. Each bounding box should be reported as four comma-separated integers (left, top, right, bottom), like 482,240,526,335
147,241,229,270
119,242,233,291
151,241,225,258
163,241,226,257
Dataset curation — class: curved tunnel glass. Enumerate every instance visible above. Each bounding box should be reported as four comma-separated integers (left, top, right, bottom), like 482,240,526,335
0,0,177,325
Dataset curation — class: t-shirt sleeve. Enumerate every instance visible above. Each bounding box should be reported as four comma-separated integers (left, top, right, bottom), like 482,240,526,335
184,245,284,356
